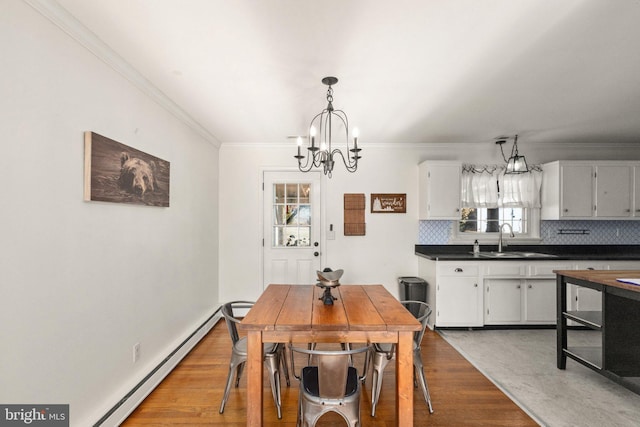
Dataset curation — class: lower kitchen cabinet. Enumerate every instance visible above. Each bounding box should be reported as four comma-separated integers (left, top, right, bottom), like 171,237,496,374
419,259,483,327
436,275,483,326
525,279,557,322
485,279,557,325
418,257,639,328
485,279,521,324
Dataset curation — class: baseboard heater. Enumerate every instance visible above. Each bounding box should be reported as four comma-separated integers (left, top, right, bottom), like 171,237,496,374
94,307,222,426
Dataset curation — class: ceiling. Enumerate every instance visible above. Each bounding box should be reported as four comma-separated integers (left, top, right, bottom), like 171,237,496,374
51,0,640,147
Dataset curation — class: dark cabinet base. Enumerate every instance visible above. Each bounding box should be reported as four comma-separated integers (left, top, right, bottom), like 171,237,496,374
557,271,640,395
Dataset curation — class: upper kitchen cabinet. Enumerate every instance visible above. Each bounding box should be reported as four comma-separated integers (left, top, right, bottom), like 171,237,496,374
419,161,461,220
541,161,636,220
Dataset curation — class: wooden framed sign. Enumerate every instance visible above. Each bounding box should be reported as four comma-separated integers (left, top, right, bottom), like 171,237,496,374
371,193,406,213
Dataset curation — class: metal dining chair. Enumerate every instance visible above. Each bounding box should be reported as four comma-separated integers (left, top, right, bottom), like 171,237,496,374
218,301,290,419
369,300,434,416
289,343,370,427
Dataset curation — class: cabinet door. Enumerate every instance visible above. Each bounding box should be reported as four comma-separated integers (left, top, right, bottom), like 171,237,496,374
424,163,461,219
561,165,594,218
485,279,521,324
436,277,481,326
595,165,632,217
634,166,640,217
524,280,556,323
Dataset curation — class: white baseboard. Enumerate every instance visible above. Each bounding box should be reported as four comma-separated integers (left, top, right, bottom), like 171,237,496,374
94,310,222,426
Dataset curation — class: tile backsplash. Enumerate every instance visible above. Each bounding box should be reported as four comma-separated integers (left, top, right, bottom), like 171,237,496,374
418,220,640,245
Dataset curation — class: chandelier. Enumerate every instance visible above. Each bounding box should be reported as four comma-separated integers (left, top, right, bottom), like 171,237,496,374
496,134,529,174
295,76,361,178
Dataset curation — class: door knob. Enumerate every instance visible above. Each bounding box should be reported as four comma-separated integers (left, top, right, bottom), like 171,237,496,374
314,252,319,257
314,242,319,247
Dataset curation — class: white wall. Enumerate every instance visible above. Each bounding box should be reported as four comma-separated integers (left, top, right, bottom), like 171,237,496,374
220,141,640,301
0,2,219,425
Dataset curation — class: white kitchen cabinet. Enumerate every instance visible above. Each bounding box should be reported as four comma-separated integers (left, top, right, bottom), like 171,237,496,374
419,259,482,327
541,161,637,220
595,165,632,217
524,279,556,322
634,166,640,217
418,161,461,220
485,278,557,325
437,276,483,326
419,257,639,328
562,163,593,218
484,261,569,325
485,279,521,324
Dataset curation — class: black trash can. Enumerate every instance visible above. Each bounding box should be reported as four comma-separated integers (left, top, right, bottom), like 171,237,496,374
398,277,428,317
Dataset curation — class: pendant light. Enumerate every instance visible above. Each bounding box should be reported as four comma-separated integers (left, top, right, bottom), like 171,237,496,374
496,134,529,174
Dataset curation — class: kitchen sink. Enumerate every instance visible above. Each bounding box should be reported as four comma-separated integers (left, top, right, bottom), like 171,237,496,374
475,251,557,259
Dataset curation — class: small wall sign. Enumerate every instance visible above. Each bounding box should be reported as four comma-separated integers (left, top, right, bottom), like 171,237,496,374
371,193,406,213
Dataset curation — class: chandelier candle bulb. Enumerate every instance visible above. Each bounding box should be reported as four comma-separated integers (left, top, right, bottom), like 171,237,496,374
310,126,316,150
353,127,359,150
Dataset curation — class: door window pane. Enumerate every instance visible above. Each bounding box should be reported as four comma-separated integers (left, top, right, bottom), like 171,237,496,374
273,182,313,247
274,184,285,203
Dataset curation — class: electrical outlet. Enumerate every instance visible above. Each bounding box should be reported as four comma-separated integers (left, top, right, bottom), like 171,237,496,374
133,343,140,363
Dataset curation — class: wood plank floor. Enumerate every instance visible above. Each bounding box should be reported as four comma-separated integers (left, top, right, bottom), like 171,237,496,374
122,321,537,426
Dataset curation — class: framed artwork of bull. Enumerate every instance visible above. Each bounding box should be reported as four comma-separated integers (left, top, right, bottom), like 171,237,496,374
84,132,170,207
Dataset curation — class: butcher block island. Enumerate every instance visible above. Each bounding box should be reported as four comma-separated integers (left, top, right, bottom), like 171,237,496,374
556,269,640,395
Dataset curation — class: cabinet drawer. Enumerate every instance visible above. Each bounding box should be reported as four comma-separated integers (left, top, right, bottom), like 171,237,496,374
437,264,479,276
484,263,525,277
529,263,573,276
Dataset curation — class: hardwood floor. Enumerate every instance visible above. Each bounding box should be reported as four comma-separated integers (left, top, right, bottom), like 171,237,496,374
122,321,537,426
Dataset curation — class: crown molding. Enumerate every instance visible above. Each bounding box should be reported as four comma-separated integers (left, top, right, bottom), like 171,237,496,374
23,0,221,148
220,140,640,150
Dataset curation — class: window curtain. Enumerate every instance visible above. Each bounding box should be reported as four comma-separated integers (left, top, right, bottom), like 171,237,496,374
498,168,543,208
462,164,543,208
461,165,500,208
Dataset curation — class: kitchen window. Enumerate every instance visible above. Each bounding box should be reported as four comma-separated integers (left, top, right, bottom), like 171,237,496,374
460,207,525,234
456,165,542,242
455,206,540,242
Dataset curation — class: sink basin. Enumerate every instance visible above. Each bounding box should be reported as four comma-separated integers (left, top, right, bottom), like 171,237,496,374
475,251,557,259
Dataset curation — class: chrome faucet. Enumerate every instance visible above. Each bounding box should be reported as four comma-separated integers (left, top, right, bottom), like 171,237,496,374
498,223,515,252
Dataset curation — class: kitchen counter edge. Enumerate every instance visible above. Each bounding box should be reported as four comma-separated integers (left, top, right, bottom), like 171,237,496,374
415,244,640,261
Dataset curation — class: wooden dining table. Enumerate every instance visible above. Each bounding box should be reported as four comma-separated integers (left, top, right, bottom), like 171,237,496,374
239,284,421,426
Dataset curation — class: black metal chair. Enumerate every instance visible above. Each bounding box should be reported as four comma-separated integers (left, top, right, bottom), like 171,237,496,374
369,300,433,416
290,343,370,427
218,301,290,418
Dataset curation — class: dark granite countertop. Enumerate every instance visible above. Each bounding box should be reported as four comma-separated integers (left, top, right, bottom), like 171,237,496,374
415,245,640,261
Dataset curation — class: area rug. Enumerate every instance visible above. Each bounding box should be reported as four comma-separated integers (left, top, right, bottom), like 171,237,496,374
439,329,640,427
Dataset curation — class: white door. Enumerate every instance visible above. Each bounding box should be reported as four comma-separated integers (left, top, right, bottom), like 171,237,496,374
263,171,321,288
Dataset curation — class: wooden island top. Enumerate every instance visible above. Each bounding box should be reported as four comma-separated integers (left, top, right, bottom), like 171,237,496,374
554,269,640,295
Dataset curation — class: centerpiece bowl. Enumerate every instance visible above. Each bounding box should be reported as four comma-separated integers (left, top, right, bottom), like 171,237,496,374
316,269,343,305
